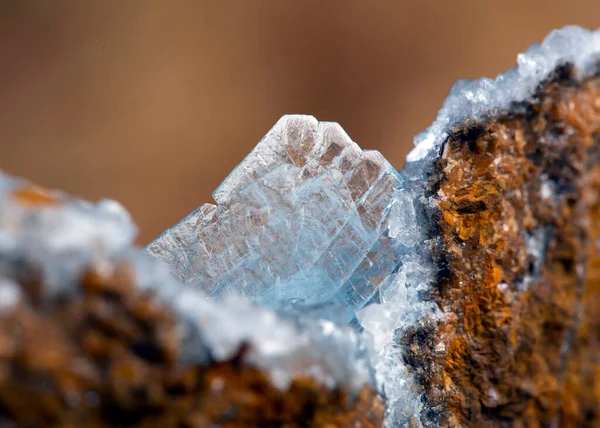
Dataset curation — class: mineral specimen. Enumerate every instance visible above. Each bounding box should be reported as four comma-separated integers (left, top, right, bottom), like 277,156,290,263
399,32,600,426
365,25,600,426
148,25,600,427
2,24,600,428
0,175,383,426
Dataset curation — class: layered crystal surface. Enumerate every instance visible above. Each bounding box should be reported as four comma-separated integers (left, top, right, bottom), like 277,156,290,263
147,115,406,318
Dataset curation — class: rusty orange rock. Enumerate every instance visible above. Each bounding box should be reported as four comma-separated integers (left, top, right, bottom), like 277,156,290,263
410,65,600,426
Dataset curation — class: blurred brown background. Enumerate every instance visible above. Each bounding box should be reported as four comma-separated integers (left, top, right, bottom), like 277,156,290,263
0,0,598,244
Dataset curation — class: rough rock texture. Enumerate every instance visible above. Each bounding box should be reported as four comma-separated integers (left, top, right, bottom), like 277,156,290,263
0,184,384,427
412,65,600,426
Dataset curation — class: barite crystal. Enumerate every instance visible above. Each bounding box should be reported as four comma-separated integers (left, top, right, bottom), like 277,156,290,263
147,115,439,424
147,115,408,319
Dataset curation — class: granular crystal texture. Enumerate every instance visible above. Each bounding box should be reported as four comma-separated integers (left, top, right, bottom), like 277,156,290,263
0,175,383,427
408,25,600,162
147,115,405,319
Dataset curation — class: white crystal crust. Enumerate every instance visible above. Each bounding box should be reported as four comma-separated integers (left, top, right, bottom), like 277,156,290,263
408,26,600,162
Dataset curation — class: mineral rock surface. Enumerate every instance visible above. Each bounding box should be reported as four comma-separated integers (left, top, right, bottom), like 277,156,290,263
1,24,600,428
414,63,600,428
394,27,600,427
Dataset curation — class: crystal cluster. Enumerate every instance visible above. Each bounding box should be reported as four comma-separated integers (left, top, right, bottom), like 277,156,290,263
409,25,600,162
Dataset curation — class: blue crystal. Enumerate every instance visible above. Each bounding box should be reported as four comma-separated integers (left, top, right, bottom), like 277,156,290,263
146,115,404,319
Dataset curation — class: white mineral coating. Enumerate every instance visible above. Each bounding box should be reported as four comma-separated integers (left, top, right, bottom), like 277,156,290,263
171,288,373,391
409,25,600,162
357,254,439,425
147,115,406,319
0,176,137,295
0,277,21,313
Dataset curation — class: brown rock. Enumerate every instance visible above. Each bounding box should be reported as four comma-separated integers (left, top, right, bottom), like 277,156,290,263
412,64,600,426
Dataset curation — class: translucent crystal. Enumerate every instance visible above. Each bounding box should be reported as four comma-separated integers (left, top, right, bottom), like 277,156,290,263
147,115,405,319
147,115,439,424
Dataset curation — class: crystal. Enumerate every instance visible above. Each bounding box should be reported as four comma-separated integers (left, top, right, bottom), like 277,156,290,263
147,115,438,423
147,115,407,320
147,25,600,427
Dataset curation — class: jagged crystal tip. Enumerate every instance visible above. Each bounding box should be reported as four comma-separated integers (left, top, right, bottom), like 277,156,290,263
146,115,408,319
409,25,600,162
146,25,600,427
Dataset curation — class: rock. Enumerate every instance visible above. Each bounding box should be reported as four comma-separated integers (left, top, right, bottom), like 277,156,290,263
415,62,600,427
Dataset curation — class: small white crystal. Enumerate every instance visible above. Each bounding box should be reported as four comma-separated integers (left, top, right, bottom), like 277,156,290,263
0,176,137,296
0,278,21,312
